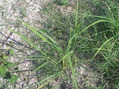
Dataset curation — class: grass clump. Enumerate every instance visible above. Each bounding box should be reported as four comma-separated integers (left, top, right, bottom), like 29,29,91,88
9,0,119,89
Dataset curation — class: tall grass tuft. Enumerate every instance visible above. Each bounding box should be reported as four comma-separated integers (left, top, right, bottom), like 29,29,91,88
9,0,119,88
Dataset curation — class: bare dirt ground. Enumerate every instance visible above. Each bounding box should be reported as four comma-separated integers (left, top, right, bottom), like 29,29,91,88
0,0,49,89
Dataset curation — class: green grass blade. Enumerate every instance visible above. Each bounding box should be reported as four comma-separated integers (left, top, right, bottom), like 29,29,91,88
114,85,119,89
37,29,58,45
32,62,49,73
19,19,62,52
57,51,73,63
78,20,110,35
68,56,78,89
66,34,76,52
52,44,62,53
37,72,61,86
19,19,52,45
75,0,79,28
9,29,47,56
37,80,51,89
79,13,110,20
37,72,61,89
89,37,114,63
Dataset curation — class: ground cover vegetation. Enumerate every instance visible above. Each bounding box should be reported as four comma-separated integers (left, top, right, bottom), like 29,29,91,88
0,0,119,89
